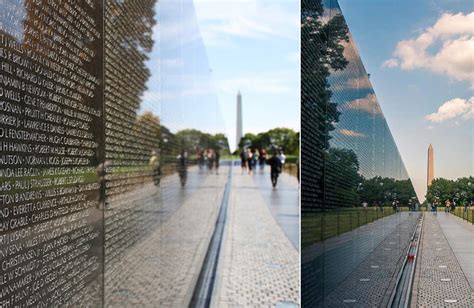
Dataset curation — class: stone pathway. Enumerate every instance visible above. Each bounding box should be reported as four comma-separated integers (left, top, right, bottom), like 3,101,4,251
252,166,300,249
104,166,228,307
437,213,474,290
411,212,473,307
212,167,300,307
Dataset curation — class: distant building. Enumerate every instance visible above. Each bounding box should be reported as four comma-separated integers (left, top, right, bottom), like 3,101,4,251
236,91,242,148
427,144,434,188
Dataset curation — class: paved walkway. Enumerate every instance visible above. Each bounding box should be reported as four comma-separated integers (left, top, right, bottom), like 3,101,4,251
253,166,300,249
212,166,300,307
411,212,473,307
437,213,474,290
105,166,229,307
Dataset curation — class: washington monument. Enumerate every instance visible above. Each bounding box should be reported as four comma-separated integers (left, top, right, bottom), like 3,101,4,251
427,144,434,188
236,91,242,148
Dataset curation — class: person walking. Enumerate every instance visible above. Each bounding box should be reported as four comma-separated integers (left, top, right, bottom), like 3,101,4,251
278,148,286,164
247,148,254,175
252,148,258,171
378,200,384,213
207,149,215,173
445,199,451,213
259,148,267,170
240,149,247,174
267,150,282,188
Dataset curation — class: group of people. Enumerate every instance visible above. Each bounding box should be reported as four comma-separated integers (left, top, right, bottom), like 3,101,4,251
196,148,221,174
427,198,473,213
240,147,286,187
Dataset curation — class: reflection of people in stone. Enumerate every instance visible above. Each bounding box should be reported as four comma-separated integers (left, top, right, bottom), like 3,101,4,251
259,148,267,170
177,150,188,187
149,150,160,186
197,148,205,169
97,160,110,210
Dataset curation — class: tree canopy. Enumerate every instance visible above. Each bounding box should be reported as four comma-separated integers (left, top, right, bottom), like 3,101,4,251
237,127,299,155
426,177,473,204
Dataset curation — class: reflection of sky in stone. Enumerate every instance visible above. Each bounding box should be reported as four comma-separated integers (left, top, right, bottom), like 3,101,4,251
324,0,409,181
139,0,225,135
0,0,25,42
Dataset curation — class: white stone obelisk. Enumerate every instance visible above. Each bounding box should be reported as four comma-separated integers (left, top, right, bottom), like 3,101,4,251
427,144,434,188
236,91,243,149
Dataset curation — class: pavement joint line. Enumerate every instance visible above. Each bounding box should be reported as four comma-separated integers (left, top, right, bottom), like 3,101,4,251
389,214,423,308
189,163,233,308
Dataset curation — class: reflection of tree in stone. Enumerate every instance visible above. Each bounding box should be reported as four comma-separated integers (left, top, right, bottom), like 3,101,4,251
325,148,360,207
302,0,348,149
357,176,418,206
137,111,161,149
301,0,349,211
174,129,230,154
103,0,160,292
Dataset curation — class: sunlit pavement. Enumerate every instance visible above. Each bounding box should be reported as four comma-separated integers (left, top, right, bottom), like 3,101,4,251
411,212,473,307
436,212,474,289
212,164,300,307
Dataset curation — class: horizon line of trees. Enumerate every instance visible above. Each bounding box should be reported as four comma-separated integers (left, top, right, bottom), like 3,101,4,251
425,177,473,205
236,127,299,155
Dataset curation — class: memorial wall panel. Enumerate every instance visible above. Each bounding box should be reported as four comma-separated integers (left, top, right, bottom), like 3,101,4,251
301,0,419,306
1,0,229,306
0,0,104,306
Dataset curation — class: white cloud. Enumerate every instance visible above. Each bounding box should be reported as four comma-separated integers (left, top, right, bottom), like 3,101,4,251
384,12,474,86
193,0,299,46
382,58,399,68
425,97,474,123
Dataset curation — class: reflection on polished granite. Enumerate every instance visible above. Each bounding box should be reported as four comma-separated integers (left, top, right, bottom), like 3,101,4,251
0,0,230,306
301,0,418,306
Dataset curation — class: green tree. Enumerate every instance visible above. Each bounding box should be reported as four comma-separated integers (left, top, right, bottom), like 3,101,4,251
426,176,474,204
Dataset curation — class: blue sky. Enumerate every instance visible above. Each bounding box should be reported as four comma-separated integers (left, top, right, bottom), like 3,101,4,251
146,0,472,200
338,0,473,200
193,0,300,151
